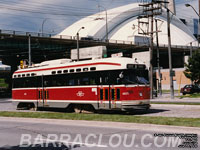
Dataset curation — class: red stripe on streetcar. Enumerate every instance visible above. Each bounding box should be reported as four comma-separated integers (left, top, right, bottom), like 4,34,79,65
14,62,121,74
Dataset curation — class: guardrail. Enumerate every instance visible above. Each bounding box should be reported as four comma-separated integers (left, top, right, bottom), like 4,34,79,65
0,29,198,50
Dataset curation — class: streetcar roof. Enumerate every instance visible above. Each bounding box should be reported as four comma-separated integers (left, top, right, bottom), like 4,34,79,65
13,57,146,78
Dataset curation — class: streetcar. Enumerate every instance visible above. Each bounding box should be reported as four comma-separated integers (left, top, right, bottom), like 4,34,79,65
12,57,150,112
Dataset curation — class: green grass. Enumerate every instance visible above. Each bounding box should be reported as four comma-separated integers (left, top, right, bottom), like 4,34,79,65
162,90,179,93
0,111,200,127
177,93,200,99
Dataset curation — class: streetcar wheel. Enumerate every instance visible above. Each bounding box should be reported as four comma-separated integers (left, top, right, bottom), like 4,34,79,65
66,104,75,113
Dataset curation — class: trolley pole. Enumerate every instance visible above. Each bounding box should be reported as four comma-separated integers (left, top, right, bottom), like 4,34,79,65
167,9,174,99
28,34,31,66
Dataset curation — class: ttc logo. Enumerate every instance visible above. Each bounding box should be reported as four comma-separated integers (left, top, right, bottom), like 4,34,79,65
76,91,85,97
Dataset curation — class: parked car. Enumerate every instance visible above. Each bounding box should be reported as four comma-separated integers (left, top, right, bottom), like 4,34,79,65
181,84,200,95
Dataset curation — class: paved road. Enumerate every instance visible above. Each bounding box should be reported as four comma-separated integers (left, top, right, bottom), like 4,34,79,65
153,92,200,103
0,98,16,111
0,117,199,150
1,98,200,118
142,104,200,118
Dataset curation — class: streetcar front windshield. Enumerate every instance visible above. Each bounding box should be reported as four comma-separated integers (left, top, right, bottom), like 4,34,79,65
118,70,149,85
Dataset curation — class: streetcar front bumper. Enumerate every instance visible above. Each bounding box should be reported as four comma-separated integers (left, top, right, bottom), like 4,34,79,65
121,100,150,110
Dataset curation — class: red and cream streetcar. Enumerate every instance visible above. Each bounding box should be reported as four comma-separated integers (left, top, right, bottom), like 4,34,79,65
12,57,150,112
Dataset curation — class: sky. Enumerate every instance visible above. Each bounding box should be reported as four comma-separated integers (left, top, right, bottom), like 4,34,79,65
0,0,198,34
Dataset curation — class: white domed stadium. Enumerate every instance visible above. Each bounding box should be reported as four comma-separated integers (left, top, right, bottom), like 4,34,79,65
59,3,198,47
58,2,198,90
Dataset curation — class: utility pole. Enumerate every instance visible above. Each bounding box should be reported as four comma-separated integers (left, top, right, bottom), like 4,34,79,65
155,19,162,96
138,0,162,99
149,3,154,99
197,0,200,43
167,8,174,99
190,42,193,85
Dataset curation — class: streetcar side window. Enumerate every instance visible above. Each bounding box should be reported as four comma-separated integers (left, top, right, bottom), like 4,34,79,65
52,71,56,75
63,70,68,73
80,73,97,85
44,75,67,87
69,79,75,86
13,69,149,88
69,69,74,73
81,77,89,85
31,73,35,76
76,68,81,72
83,68,88,71
43,76,51,87
52,79,57,86
90,67,96,71
90,78,96,85
57,70,62,74
13,77,37,88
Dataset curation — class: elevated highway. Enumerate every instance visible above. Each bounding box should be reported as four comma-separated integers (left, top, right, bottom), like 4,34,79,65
0,29,197,93
0,29,197,73
0,29,195,67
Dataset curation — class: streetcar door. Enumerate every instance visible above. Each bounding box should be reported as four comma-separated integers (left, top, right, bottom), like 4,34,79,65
98,86,109,109
37,76,49,107
98,73,121,109
110,86,121,109
98,86,120,109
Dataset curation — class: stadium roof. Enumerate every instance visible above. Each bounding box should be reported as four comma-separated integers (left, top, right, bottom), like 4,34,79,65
59,3,198,47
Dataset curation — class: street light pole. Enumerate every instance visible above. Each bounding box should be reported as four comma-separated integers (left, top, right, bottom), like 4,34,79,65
185,4,200,45
185,4,199,18
98,5,108,42
76,27,85,61
28,34,31,66
41,18,48,37
105,10,108,42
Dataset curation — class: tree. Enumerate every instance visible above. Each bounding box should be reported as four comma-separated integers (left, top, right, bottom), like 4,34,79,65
184,51,200,84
